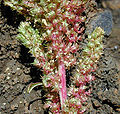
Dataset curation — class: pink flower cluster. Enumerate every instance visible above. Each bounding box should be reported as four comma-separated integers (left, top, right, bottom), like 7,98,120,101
4,0,104,113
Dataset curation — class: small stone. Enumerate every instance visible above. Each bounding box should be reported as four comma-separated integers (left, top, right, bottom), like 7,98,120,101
13,77,18,84
0,86,3,94
19,101,22,104
11,103,18,111
86,10,113,36
0,74,5,81
102,0,120,10
5,67,10,72
12,70,16,74
24,68,30,74
1,105,6,110
23,75,31,83
97,90,103,96
7,73,10,75
1,103,6,110
97,90,103,100
3,103,6,105
114,88,118,94
114,46,118,50
17,67,20,70
116,108,120,112
93,100,102,108
6,76,10,80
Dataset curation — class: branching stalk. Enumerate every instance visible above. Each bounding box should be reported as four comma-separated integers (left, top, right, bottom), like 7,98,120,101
59,62,67,110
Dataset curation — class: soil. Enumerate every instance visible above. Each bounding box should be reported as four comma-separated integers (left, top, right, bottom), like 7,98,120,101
0,1,120,114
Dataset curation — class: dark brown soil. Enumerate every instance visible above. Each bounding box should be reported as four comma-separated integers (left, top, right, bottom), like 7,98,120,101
0,1,120,114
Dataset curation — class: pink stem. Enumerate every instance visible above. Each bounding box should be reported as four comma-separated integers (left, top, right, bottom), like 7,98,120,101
58,62,67,109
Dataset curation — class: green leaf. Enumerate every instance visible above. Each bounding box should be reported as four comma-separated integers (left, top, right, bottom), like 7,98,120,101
27,82,42,93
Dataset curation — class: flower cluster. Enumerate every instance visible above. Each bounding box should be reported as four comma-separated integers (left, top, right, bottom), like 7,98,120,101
4,0,104,113
65,27,104,113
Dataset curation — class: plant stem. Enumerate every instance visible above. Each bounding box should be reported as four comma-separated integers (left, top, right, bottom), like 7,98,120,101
59,61,67,110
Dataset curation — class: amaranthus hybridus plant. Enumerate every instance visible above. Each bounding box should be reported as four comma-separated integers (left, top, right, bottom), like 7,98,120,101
4,0,104,113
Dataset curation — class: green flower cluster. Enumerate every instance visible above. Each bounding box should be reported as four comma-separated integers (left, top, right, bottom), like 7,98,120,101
65,27,104,113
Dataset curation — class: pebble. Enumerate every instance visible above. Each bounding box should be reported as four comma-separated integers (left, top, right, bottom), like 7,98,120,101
19,101,22,104
102,0,120,10
6,76,10,80
93,100,102,108
1,103,6,110
7,73,10,75
13,77,18,84
3,103,6,105
86,10,113,36
17,67,20,70
5,67,10,72
11,103,18,111
0,74,5,81
1,105,6,110
0,86,3,94
114,46,118,50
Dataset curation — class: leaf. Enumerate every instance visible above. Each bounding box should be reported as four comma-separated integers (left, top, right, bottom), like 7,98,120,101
27,82,42,93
